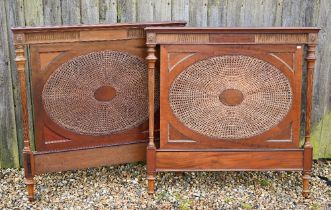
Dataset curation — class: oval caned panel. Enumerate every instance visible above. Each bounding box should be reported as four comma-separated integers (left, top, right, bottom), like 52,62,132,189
169,55,293,140
42,50,152,136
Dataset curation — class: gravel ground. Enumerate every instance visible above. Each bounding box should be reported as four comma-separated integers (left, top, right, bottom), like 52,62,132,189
0,160,330,209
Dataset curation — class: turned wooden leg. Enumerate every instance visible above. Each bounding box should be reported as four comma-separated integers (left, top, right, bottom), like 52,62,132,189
146,43,157,195
302,41,317,199
15,43,35,201
24,152,35,201
147,173,155,194
147,146,156,194
25,178,35,202
302,171,311,198
302,145,313,198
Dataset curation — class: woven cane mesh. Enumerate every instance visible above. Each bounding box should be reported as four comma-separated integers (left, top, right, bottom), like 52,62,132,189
42,50,151,136
169,55,293,139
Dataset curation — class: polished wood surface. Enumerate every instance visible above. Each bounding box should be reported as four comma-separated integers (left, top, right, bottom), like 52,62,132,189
146,43,157,194
145,27,319,198
34,143,147,174
303,34,318,198
158,44,302,149
12,21,186,201
155,150,303,171
30,40,150,151
14,44,35,201
12,22,186,33
12,22,186,45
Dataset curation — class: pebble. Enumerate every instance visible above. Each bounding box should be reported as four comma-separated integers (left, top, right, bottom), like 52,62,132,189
0,161,330,209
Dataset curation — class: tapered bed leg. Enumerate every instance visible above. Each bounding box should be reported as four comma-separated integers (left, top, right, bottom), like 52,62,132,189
25,178,35,201
147,176,155,194
302,172,311,198
302,146,312,198
24,152,35,201
146,42,157,194
147,146,156,194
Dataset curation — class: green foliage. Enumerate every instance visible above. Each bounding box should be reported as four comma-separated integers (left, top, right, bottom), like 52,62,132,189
241,203,253,209
175,193,192,210
224,197,234,203
179,200,192,210
259,179,270,187
310,111,331,159
156,191,168,201
310,203,321,210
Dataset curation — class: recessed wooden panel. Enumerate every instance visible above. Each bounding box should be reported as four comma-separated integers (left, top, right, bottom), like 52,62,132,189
168,52,196,71
155,150,303,171
31,40,152,151
34,143,147,174
39,52,62,70
80,29,127,41
160,45,301,149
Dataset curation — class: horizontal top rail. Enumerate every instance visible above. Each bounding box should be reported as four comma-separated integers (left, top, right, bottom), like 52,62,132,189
145,27,320,34
12,21,187,33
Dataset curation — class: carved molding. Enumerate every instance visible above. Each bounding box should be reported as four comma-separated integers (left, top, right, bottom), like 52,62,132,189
25,31,79,43
255,34,308,43
156,33,209,44
146,32,156,43
152,33,312,44
20,29,151,44
128,28,145,39
308,33,318,44
14,33,25,44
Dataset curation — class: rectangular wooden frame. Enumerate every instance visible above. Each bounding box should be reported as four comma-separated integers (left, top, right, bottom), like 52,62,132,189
12,21,186,201
145,27,320,198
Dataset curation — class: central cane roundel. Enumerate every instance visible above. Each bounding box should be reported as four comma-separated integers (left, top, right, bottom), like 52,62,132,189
94,85,117,101
169,55,293,140
219,89,244,106
42,50,150,136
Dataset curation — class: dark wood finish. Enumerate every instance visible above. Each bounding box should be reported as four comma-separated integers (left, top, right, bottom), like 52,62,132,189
34,143,147,174
12,22,186,201
158,44,302,149
303,34,318,198
30,40,150,151
145,27,319,198
14,44,35,201
155,150,303,171
12,22,186,33
146,43,157,194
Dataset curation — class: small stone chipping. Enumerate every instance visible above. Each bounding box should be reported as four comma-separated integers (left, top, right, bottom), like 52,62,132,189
0,161,330,209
